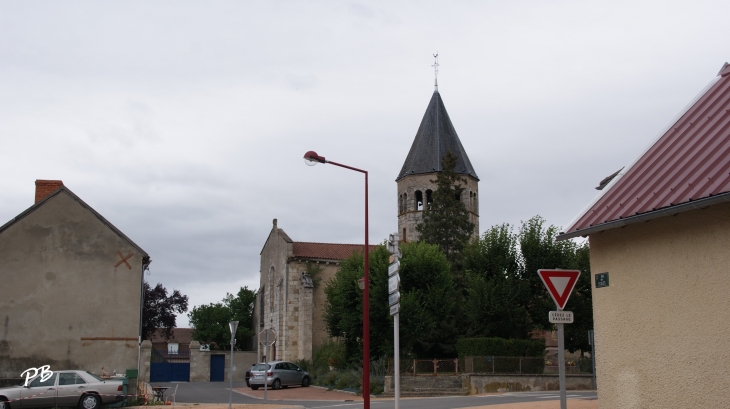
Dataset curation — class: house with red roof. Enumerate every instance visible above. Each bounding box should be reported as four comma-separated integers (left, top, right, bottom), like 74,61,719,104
557,63,730,408
253,219,376,362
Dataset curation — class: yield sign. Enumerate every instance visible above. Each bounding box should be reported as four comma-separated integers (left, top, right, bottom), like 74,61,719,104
538,269,581,310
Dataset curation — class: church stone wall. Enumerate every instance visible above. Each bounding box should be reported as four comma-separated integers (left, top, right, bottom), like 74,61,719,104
397,173,479,242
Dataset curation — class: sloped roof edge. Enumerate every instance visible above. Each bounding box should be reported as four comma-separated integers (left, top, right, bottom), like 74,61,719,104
558,71,724,241
557,191,730,240
0,186,149,258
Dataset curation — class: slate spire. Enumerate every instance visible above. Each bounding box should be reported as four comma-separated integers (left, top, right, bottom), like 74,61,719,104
396,90,478,181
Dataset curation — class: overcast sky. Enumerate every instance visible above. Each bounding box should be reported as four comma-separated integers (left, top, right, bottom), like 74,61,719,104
2,1,728,327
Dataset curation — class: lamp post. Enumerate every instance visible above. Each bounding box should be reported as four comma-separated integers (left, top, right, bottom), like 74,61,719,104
304,150,370,409
228,320,238,409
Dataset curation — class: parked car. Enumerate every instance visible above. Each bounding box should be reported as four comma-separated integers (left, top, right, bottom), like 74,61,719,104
245,365,254,387
248,361,310,390
0,370,125,409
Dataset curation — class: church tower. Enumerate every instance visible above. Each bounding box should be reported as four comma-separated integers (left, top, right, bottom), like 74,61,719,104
396,61,479,242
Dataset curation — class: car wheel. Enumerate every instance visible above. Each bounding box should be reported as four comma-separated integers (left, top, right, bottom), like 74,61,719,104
0,397,10,409
301,376,311,387
272,378,281,390
250,386,259,390
79,394,100,409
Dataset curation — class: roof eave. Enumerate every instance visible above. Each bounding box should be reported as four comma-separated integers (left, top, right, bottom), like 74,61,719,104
557,191,730,241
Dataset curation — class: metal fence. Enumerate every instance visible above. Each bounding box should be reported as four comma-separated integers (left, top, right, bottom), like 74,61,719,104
387,356,593,376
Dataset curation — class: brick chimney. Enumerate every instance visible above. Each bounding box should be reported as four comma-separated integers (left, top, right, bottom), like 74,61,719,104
35,180,64,204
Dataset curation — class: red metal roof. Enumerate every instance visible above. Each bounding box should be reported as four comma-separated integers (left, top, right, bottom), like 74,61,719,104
292,242,378,261
563,63,730,238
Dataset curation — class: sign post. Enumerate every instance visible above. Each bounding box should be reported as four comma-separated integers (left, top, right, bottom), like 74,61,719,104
258,328,276,401
538,269,581,409
386,233,401,409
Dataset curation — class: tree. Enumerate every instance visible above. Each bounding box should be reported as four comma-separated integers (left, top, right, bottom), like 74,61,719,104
416,151,475,267
460,216,594,354
188,287,256,350
323,242,456,361
518,216,581,331
462,224,531,339
142,281,189,341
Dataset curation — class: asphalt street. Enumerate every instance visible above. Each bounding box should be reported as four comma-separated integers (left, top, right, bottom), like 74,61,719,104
152,381,597,409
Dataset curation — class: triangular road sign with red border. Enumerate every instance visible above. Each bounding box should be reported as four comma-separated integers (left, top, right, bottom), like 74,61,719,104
537,269,581,310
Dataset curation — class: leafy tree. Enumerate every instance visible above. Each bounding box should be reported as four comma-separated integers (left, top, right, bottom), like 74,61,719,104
416,151,475,267
398,241,456,357
323,246,392,364
323,242,455,361
462,224,531,339
518,216,581,331
188,287,256,350
461,217,594,354
142,281,189,341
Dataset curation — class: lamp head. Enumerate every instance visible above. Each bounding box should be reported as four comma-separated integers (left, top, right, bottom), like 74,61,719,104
304,151,326,166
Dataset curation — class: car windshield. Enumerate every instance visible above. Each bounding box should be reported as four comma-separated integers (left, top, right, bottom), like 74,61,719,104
84,371,105,381
251,364,270,371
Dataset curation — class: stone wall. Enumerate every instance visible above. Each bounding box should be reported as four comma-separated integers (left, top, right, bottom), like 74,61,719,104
397,172,479,242
383,374,593,394
189,341,257,382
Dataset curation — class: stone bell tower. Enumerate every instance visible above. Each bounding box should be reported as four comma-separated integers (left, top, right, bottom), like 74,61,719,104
396,85,480,242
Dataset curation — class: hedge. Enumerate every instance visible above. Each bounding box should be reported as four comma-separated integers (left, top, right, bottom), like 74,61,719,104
456,337,546,358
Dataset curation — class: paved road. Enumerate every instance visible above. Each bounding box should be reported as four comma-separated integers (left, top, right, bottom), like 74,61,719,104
153,382,596,409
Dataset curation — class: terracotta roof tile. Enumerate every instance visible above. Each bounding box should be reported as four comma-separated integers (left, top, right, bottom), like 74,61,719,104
292,242,378,261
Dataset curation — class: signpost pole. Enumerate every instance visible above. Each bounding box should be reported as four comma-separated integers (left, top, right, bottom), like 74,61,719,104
557,322,567,409
394,312,400,409
264,330,268,401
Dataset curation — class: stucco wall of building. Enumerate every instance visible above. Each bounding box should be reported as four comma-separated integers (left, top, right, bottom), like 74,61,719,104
0,191,144,378
589,201,730,409
397,172,479,242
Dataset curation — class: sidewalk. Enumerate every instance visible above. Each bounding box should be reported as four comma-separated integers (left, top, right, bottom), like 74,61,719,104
461,398,597,409
234,385,361,401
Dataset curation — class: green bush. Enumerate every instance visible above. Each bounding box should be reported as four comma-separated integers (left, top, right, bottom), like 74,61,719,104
457,337,545,358
313,339,347,370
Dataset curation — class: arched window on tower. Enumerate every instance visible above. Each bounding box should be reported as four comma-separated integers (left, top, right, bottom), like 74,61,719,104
403,193,408,213
474,192,478,212
415,190,423,211
402,227,407,243
469,191,473,211
426,190,433,210
398,194,403,214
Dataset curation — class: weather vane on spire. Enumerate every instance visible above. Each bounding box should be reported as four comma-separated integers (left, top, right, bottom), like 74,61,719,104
432,53,439,92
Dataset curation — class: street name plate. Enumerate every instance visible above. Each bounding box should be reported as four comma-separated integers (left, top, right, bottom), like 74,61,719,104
595,272,609,288
388,261,400,276
388,274,400,294
390,303,400,315
388,291,400,306
549,311,574,324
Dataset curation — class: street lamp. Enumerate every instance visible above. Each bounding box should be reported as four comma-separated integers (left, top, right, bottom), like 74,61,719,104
228,320,238,409
303,150,370,409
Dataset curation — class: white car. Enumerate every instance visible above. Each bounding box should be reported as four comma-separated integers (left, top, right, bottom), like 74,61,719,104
0,370,125,409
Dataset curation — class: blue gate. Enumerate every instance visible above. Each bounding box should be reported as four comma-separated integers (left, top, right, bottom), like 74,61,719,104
210,355,225,382
150,350,190,382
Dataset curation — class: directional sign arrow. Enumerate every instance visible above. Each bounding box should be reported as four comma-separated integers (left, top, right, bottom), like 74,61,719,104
537,269,581,310
388,261,400,276
388,291,400,306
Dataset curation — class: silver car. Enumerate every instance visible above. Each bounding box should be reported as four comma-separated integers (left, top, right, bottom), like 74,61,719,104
0,370,125,409
248,361,311,390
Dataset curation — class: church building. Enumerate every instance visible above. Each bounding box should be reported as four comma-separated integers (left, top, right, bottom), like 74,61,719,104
254,72,480,361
